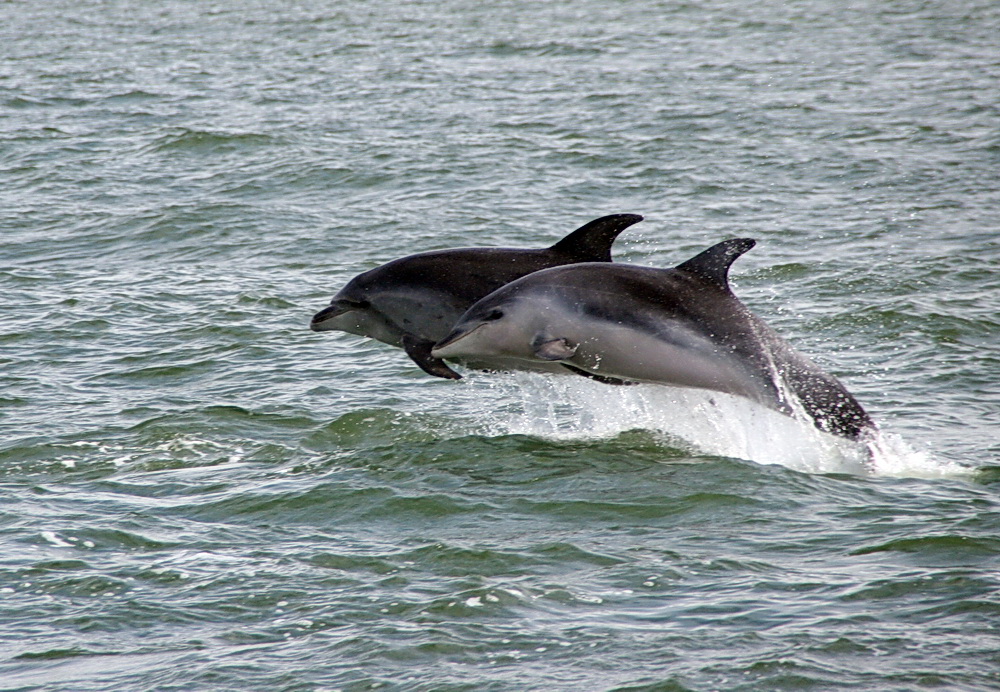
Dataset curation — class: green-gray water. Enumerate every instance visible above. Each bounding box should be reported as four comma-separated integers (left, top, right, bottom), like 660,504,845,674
2,1,999,689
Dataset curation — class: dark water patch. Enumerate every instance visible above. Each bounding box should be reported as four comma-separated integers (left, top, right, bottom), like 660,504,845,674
297,430,718,512
748,579,833,597
839,571,998,607
511,491,764,524
4,95,50,109
805,635,873,656
25,559,92,574
908,596,1000,625
308,552,398,575
148,405,317,432
119,406,320,457
876,672,999,691
101,89,162,104
100,360,221,384
302,408,456,450
363,493,491,522
14,646,118,661
530,542,624,568
735,659,832,691
418,590,526,620
129,565,203,586
234,293,296,310
816,302,1000,351
851,534,1000,565
69,527,179,552
748,261,813,282
608,680,694,692
261,161,399,193
0,439,122,480
973,465,1000,485
145,127,283,154
51,574,132,599
389,540,621,579
480,40,605,58
173,483,397,525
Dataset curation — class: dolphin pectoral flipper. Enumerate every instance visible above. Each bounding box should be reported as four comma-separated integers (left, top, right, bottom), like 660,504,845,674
561,363,636,386
533,336,577,361
675,238,756,289
402,334,462,380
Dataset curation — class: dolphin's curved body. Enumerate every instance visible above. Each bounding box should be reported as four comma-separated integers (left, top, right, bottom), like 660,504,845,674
432,238,875,440
310,214,643,379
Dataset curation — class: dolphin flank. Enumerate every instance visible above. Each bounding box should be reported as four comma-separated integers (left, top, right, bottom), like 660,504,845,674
432,238,875,441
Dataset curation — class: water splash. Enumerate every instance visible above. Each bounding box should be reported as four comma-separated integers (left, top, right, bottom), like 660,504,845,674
458,372,960,478
864,431,969,479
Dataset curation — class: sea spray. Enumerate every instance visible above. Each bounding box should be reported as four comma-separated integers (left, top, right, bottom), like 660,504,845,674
456,371,958,478
864,431,970,479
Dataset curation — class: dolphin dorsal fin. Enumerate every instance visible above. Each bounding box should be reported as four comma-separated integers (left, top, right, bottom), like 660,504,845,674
550,213,644,261
675,238,756,289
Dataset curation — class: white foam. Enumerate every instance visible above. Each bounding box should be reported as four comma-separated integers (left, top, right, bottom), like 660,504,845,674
41,531,74,547
460,372,960,478
864,431,970,479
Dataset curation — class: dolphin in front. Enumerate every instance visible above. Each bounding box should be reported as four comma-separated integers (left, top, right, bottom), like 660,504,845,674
432,238,875,440
310,214,644,379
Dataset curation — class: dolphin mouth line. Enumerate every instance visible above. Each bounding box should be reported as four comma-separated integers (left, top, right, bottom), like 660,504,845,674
310,303,354,331
431,324,487,356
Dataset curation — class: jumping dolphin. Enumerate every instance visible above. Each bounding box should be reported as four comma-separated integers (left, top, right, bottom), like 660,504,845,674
432,238,875,440
310,214,644,379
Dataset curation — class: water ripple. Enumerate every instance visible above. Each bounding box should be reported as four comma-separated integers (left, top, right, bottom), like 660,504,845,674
3,0,999,689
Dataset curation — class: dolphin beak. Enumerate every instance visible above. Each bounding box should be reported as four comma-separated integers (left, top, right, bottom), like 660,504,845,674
310,301,353,332
431,324,482,357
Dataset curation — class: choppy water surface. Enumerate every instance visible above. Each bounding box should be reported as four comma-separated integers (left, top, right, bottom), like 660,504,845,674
2,1,999,689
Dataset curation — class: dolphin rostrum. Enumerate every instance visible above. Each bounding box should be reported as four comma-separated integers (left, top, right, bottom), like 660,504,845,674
310,214,644,379
431,238,875,440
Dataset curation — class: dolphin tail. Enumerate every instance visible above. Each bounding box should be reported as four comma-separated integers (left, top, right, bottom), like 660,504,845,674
784,365,876,441
549,214,644,262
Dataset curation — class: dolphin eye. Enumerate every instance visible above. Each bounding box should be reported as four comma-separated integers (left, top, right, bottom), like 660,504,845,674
483,309,504,321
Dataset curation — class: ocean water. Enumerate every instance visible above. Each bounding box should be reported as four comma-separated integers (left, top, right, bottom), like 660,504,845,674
2,0,999,690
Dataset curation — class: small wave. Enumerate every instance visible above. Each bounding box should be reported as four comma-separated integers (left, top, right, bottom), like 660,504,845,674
851,534,1000,560
480,40,604,58
14,647,116,661
144,127,282,154
102,89,161,103
302,408,459,450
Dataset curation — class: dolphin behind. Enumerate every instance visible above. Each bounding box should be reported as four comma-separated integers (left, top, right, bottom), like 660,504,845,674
432,239,875,441
310,214,644,379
